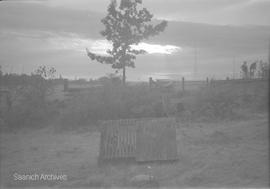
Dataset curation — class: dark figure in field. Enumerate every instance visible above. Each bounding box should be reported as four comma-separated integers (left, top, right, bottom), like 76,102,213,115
149,77,158,88
241,61,248,79
176,103,185,116
63,79,68,91
175,102,185,123
249,62,257,78
210,78,216,87
175,102,191,123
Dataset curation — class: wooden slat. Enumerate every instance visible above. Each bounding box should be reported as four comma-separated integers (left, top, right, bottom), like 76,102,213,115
99,118,178,161
99,119,137,160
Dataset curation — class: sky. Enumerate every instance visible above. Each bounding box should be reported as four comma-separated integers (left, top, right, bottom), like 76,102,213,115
0,0,270,80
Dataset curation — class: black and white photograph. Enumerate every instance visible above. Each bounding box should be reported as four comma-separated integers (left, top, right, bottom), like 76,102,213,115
0,0,269,188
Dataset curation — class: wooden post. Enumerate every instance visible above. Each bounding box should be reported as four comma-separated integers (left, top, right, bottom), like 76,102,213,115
149,77,152,88
182,77,185,92
64,79,68,91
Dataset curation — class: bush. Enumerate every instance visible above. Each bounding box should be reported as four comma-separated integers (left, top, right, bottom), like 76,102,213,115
1,70,59,130
59,84,166,127
2,92,60,130
181,81,268,121
193,87,239,120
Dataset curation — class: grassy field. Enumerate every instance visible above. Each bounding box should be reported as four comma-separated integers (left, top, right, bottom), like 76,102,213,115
0,112,268,188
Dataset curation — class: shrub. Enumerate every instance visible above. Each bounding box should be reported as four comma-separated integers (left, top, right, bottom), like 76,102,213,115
193,87,239,120
59,84,166,127
181,81,268,121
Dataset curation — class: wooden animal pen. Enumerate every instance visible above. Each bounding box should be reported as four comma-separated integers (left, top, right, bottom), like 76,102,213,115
99,118,178,162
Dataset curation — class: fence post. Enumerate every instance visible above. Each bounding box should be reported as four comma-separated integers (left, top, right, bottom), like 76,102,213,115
64,79,68,91
182,77,185,92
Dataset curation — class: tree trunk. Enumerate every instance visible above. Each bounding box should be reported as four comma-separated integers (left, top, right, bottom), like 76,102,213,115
122,64,126,85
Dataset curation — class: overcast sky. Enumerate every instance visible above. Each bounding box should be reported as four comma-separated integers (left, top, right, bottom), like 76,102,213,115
4,0,268,26
1,0,270,80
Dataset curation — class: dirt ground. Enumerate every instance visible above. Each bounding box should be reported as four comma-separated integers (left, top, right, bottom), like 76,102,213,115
0,113,268,188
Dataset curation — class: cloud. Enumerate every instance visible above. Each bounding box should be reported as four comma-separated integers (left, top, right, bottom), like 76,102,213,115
132,43,181,55
47,33,182,55
0,29,181,55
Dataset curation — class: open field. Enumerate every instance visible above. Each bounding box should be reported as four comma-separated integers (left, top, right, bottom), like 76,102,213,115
0,112,268,188
1,0,269,188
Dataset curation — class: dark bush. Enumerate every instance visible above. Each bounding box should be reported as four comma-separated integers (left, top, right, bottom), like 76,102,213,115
59,84,165,127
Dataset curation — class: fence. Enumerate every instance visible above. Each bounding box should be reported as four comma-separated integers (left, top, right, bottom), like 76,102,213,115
149,77,268,92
